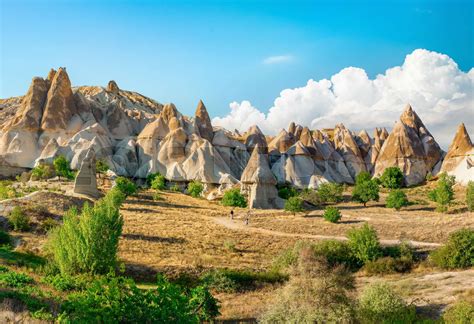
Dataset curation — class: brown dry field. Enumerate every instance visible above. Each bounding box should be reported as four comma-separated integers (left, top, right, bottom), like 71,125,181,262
117,183,473,320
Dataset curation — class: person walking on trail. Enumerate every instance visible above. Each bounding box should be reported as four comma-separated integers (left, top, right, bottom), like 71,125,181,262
230,210,234,220
245,210,251,225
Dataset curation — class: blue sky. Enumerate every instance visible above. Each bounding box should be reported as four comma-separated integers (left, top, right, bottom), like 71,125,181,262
1,0,473,120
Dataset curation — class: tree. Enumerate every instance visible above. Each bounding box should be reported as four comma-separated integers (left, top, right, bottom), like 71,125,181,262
347,223,382,264
466,181,474,212
380,167,404,189
221,189,247,208
385,189,409,210
187,180,204,198
53,156,73,181
428,172,455,212
317,183,344,203
284,197,304,215
430,228,474,269
323,206,342,223
151,174,166,190
115,177,137,196
352,172,379,207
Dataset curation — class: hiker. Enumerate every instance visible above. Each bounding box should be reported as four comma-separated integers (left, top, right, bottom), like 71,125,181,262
230,210,234,220
245,210,250,225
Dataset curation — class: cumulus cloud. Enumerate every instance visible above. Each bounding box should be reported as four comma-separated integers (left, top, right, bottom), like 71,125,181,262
262,55,294,65
212,49,474,147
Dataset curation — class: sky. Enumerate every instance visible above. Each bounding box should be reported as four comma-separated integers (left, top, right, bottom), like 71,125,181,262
1,0,473,147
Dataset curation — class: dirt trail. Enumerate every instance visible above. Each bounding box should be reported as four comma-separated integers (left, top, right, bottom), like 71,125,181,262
210,216,442,248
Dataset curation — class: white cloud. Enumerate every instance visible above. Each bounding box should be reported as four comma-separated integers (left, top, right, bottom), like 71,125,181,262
212,49,474,147
262,55,294,65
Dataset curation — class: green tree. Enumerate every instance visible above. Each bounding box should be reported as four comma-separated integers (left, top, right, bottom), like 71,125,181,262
187,180,204,198
53,156,73,181
385,189,409,210
379,167,404,189
430,228,473,269
466,181,474,212
151,174,166,190
428,172,455,212
277,185,298,200
317,183,344,203
284,197,304,215
323,206,342,223
48,189,125,275
221,189,247,208
114,177,137,196
352,172,379,207
347,223,382,264
31,164,54,180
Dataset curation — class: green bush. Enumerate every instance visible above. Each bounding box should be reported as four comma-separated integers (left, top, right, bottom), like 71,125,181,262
31,163,54,180
284,197,304,214
352,172,379,207
0,230,12,246
430,228,474,269
59,275,219,323
380,167,404,189
170,184,181,192
357,282,416,323
0,270,34,287
277,185,298,200
42,274,85,291
201,270,238,293
0,180,19,200
152,191,162,201
323,206,342,223
312,240,358,270
428,172,455,212
363,256,413,275
385,189,409,210
202,269,286,293
443,300,474,323
318,182,344,203
53,155,74,180
187,180,204,198
114,177,137,196
48,189,125,275
347,224,382,264
299,188,322,206
150,174,166,190
466,181,474,212
8,206,30,231
95,159,109,175
221,188,247,207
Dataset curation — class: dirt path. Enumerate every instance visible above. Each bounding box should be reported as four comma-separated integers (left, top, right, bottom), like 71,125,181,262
211,216,442,248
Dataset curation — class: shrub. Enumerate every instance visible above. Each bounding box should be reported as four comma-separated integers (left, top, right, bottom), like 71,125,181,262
221,188,247,207
95,159,109,176
318,182,344,203
114,177,137,196
380,167,404,189
0,270,34,287
299,188,322,206
357,282,416,323
187,180,204,198
277,185,298,200
201,269,285,293
261,249,355,323
323,206,342,223
347,224,382,265
428,172,455,212
430,228,474,269
201,270,238,293
59,275,219,323
150,174,166,190
0,180,19,200
385,189,409,210
53,155,74,181
352,172,379,207
170,184,181,192
312,240,358,270
466,181,474,212
9,206,30,231
31,163,53,180
42,274,85,292
284,197,304,215
48,189,125,275
0,230,12,246
443,300,474,323
363,256,413,275
152,191,162,201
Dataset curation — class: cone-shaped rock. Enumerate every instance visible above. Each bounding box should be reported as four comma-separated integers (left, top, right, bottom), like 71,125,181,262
334,124,366,178
244,125,267,153
10,77,49,130
107,80,120,94
268,129,295,154
440,123,474,184
194,100,214,142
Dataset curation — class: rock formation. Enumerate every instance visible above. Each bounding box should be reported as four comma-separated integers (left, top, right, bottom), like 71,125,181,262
440,123,474,184
73,149,100,198
194,100,214,142
241,146,284,209
374,105,443,186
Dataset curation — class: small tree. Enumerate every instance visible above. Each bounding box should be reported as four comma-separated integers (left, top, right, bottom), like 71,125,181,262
115,177,137,196
352,172,379,207
221,189,247,208
318,183,344,203
428,172,455,212
429,228,474,269
323,207,341,223
31,163,54,180
466,181,474,212
53,156,73,181
187,180,204,198
347,223,382,264
151,174,166,191
380,167,404,189
284,197,304,215
386,189,409,210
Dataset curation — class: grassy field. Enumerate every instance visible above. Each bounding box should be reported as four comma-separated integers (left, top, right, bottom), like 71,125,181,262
1,180,473,321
